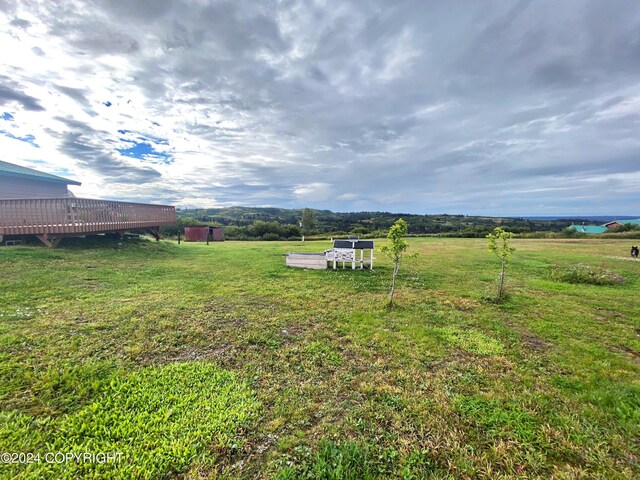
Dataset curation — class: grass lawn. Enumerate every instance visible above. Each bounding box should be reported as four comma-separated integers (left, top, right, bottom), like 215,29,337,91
0,237,639,479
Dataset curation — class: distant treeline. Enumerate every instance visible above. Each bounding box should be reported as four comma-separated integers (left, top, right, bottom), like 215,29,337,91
156,207,607,240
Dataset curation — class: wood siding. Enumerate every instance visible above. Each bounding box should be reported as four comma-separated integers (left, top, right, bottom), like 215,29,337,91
184,226,210,242
184,226,225,242
0,197,176,236
0,176,69,200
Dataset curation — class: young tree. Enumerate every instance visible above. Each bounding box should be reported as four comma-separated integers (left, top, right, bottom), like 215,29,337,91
381,218,414,307
486,227,515,300
301,208,317,241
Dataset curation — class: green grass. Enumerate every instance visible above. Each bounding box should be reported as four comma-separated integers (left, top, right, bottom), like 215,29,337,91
552,263,626,285
0,362,259,479
1,237,639,479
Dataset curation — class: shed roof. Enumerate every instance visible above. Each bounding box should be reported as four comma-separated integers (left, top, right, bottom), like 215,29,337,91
334,239,375,249
0,160,81,185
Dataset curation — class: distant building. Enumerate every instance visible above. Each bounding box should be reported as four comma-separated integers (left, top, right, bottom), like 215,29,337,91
568,219,640,234
568,224,608,234
184,226,224,242
0,160,81,199
603,219,640,229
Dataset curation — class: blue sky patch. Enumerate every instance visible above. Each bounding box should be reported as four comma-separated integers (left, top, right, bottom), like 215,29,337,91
0,129,39,147
104,101,112,107
1,112,14,121
117,132,173,164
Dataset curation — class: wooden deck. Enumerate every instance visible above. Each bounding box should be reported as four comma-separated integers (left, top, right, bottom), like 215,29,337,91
0,197,176,246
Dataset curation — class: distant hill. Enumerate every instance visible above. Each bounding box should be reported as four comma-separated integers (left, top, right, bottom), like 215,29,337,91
176,206,578,236
523,216,636,222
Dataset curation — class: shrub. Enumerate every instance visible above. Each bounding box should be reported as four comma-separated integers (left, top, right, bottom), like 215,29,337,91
223,225,251,239
351,226,371,235
262,232,281,241
160,216,205,237
553,264,624,286
281,224,302,238
609,224,640,233
251,221,282,238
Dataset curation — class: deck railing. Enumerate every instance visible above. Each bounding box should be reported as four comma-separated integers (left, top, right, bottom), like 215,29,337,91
0,197,176,236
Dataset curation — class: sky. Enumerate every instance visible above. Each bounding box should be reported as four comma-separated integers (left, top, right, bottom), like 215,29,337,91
1,0,639,215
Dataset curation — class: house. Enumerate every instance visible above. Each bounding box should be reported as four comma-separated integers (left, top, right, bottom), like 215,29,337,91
603,221,624,229
0,160,176,247
0,160,81,199
603,219,640,229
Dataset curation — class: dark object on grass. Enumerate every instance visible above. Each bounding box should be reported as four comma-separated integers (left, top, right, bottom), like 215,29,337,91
631,246,638,258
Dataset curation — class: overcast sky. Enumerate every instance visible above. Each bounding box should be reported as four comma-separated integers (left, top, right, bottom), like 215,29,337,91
1,1,639,215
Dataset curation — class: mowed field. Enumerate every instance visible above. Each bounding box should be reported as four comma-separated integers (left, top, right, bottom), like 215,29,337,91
0,238,639,479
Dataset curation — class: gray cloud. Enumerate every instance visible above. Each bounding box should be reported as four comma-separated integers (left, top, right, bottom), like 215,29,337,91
59,131,161,184
9,17,31,29
0,78,45,111
1,0,639,214
54,84,93,111
53,116,161,184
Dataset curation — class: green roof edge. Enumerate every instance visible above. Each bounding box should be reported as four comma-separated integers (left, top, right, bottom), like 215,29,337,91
0,160,81,186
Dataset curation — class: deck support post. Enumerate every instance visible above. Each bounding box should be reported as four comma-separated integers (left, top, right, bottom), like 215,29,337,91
51,236,64,248
35,233,52,248
148,227,161,241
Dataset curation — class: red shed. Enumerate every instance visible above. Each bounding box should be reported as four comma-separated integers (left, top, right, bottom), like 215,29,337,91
184,226,224,242
210,227,224,241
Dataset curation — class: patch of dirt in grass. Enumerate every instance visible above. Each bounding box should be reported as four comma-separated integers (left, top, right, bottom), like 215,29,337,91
168,345,235,363
138,344,236,366
616,345,640,361
595,308,623,317
441,297,481,311
521,334,549,352
513,326,550,353
206,317,247,330
527,289,552,297
71,313,96,325
593,308,625,322
278,324,308,345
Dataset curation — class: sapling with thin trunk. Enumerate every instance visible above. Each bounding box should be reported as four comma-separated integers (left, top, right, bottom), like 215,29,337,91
381,218,415,307
486,227,515,300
